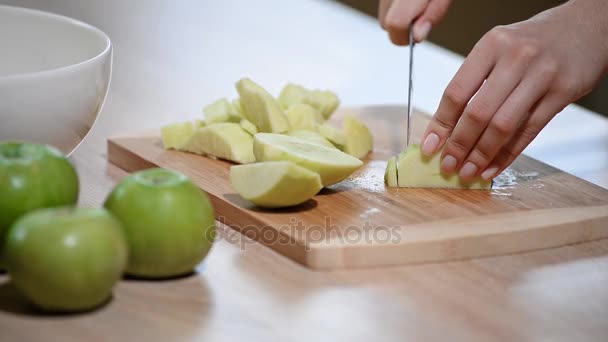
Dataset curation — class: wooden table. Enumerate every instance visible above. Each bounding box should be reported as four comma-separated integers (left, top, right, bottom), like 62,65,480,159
1,0,607,341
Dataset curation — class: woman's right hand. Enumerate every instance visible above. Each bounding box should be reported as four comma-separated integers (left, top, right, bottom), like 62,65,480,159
379,0,453,45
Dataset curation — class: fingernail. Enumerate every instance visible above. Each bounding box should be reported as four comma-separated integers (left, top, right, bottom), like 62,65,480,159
414,21,432,42
421,133,440,156
481,166,499,180
441,155,458,173
459,162,478,179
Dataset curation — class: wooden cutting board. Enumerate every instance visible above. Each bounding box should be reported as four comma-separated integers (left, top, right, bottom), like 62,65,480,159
107,106,608,270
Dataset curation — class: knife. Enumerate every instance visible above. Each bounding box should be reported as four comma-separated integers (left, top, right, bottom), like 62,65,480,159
406,27,415,148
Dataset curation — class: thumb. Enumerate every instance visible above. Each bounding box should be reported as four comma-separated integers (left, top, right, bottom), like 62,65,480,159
413,0,452,42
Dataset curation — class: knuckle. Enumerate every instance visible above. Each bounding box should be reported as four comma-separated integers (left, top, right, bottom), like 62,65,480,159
465,101,493,127
443,82,468,108
469,147,493,165
519,125,541,143
515,42,539,61
486,26,513,47
490,115,518,136
538,59,559,79
432,115,454,132
446,138,469,156
552,79,581,99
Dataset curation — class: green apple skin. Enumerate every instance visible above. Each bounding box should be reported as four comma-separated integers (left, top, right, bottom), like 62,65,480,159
104,168,216,279
4,207,127,312
0,142,79,269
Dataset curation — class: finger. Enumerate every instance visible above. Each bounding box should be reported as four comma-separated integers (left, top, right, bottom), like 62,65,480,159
379,0,393,29
441,55,527,176
421,37,496,157
466,61,558,180
385,0,428,46
413,0,452,42
484,93,569,178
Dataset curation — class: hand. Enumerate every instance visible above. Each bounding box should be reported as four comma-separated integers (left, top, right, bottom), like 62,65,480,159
420,0,608,181
379,0,453,45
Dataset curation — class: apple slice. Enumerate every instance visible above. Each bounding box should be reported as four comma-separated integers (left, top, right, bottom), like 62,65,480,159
230,161,322,208
182,123,255,164
384,156,398,187
232,99,243,116
236,78,290,133
161,121,196,150
397,144,492,189
318,123,346,148
278,83,309,110
287,130,338,150
253,133,363,186
285,104,324,131
240,119,258,136
303,90,340,120
203,98,242,124
343,115,373,159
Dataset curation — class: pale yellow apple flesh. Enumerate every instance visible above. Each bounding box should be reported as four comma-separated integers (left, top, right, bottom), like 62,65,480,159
161,121,196,150
236,78,290,133
203,98,242,124
287,130,338,150
303,90,340,120
240,119,258,136
285,103,324,131
395,144,492,189
384,156,398,187
182,123,255,164
318,123,347,148
253,133,363,186
343,115,373,159
278,83,309,110
230,161,322,208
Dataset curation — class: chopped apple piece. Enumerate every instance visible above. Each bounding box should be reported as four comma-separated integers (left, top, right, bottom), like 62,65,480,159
253,133,363,186
236,78,290,133
232,99,243,116
182,123,255,164
318,123,346,148
193,119,206,129
303,90,340,120
287,130,338,150
203,98,242,124
285,104,324,131
230,161,322,208
278,83,309,110
384,156,398,187
161,121,196,150
343,115,373,159
240,119,258,136
397,144,492,189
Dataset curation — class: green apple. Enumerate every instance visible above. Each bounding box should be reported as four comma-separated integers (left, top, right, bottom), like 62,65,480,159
230,161,322,208
161,121,196,150
303,90,340,120
278,83,309,110
236,78,290,133
240,119,258,136
104,168,216,278
384,156,398,187
253,133,363,186
397,144,492,189
181,123,256,164
318,123,347,148
203,98,242,124
0,142,79,267
4,207,127,312
343,115,373,159
285,103,324,131
287,130,338,150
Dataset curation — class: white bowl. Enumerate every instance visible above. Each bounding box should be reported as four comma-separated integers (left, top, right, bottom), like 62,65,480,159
0,5,112,155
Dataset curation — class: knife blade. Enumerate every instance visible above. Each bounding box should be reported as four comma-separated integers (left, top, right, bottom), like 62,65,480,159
406,27,415,148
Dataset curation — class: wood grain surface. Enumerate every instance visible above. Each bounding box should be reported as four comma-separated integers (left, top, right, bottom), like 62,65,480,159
107,107,608,269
